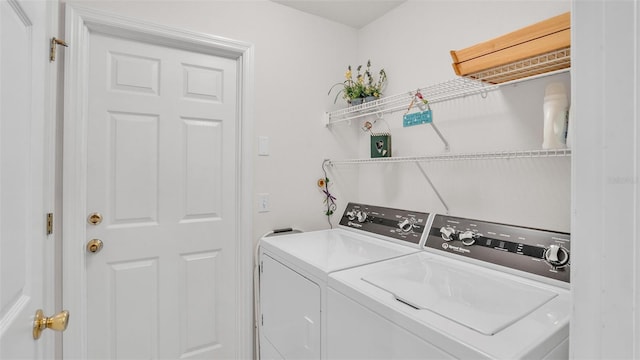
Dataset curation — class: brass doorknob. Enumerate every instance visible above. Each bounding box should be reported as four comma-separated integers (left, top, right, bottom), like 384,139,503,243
33,309,69,339
86,239,103,253
87,212,103,225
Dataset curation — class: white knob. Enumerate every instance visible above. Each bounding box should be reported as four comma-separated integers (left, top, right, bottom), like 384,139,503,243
459,231,477,246
440,227,455,241
544,244,570,267
356,211,367,223
547,244,560,262
398,219,413,232
346,210,356,221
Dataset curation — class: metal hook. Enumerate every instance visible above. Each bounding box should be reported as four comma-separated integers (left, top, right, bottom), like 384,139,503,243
322,158,332,170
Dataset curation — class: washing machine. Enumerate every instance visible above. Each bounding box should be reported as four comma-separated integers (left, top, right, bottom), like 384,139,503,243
327,213,571,359
258,203,433,360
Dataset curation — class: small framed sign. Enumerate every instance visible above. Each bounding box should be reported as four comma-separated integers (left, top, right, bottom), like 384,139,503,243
370,133,392,158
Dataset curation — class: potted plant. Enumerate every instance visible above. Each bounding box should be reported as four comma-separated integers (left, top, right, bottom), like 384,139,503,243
363,60,387,103
329,60,386,106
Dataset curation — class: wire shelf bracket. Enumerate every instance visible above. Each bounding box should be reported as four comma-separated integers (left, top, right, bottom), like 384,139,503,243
428,122,450,152
416,162,449,214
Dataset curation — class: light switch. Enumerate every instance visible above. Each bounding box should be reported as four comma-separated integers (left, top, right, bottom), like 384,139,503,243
258,136,269,156
258,193,270,212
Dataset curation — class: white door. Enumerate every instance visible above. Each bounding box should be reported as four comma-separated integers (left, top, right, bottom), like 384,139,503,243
82,31,239,359
0,0,57,358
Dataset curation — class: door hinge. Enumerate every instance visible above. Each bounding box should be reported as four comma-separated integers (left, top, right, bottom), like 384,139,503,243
46,213,53,235
50,37,68,62
261,314,264,326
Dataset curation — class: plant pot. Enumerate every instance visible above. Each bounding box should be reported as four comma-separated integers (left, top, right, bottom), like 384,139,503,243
349,98,364,106
364,96,379,103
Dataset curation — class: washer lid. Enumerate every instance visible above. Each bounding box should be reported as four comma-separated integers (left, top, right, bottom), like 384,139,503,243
362,255,558,335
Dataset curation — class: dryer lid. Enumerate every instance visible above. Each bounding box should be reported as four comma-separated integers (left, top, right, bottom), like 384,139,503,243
362,255,558,335
262,229,418,275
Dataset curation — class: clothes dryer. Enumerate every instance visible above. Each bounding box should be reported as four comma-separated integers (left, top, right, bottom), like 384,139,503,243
259,203,432,360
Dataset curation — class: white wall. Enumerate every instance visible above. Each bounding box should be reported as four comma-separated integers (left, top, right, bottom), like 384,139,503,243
324,0,572,232
571,0,640,358
61,0,359,242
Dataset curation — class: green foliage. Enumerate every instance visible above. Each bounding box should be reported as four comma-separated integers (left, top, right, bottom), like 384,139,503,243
328,60,386,104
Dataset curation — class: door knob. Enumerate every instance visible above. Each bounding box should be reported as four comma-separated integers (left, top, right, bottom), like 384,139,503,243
86,239,103,253
87,212,103,225
33,309,69,339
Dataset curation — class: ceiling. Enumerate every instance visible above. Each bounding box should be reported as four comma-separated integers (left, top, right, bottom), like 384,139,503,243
271,0,407,29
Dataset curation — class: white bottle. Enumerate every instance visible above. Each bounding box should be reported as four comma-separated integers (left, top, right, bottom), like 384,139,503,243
542,82,569,149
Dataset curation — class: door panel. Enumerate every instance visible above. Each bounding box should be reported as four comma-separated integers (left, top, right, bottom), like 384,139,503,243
85,33,238,359
0,0,31,311
183,118,223,219
110,259,159,359
0,0,52,358
179,251,222,355
109,111,159,225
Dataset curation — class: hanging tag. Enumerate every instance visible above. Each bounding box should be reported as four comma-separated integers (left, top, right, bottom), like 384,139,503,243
403,110,432,127
403,90,432,127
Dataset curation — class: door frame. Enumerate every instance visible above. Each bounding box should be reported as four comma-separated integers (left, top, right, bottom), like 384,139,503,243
61,4,254,359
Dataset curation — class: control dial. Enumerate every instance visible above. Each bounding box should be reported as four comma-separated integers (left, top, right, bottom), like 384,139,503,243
346,210,357,221
458,230,478,246
398,218,416,232
544,244,570,268
440,227,456,241
356,211,368,223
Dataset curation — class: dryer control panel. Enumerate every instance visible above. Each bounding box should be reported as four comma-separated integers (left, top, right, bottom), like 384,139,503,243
339,203,431,245
426,214,570,283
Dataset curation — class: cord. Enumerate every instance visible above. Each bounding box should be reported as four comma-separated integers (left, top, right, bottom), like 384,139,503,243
253,237,263,359
321,159,336,229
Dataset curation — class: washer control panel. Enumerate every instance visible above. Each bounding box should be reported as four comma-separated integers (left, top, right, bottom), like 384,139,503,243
426,214,570,283
339,203,431,245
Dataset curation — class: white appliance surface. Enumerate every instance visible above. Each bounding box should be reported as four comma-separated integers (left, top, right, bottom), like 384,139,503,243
261,254,321,360
328,252,571,359
361,253,557,335
260,209,427,360
260,228,420,281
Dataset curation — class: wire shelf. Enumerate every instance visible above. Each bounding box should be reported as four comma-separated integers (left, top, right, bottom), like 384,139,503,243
325,77,498,126
324,51,571,127
466,48,571,84
327,149,572,166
